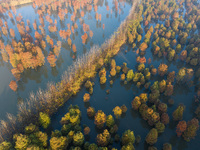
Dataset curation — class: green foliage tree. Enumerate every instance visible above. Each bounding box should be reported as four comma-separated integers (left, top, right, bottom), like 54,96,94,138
145,128,158,145
94,110,106,128
0,141,12,150
96,129,111,147
126,70,134,81
139,93,148,103
121,144,135,150
73,132,84,146
50,136,68,150
60,105,81,126
39,112,50,129
13,134,31,150
163,143,172,150
25,123,39,134
155,122,165,133
132,96,141,110
137,63,145,72
121,130,135,145
106,115,115,128
88,143,98,150
172,105,185,121
113,106,122,118
183,118,199,142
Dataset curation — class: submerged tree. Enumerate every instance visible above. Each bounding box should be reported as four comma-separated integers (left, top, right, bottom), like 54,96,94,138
121,130,135,146
94,110,106,128
106,115,115,128
132,96,141,110
87,107,95,118
113,106,122,118
39,112,50,129
163,143,172,150
13,134,30,150
176,121,187,137
47,52,57,67
50,136,68,150
0,141,12,150
73,132,84,146
145,128,158,145
155,122,165,133
96,129,111,147
183,118,199,142
84,126,90,135
127,70,134,81
172,105,185,121
158,64,168,76
9,80,18,92
83,93,90,102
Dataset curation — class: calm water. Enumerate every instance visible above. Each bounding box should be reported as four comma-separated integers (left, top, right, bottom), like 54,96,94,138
0,0,132,119
0,0,200,149
49,44,199,150
49,2,200,150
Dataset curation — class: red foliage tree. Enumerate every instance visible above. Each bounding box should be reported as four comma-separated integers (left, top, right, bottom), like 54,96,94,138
176,121,187,137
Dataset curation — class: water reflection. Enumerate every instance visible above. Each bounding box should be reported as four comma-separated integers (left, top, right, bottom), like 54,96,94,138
0,0,132,119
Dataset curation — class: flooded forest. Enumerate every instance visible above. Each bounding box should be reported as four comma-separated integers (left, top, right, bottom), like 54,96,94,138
0,0,200,149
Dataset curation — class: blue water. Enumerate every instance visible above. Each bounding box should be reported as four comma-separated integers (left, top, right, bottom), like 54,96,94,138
0,0,132,119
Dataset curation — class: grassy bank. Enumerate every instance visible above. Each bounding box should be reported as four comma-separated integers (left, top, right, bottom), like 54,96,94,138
0,0,141,142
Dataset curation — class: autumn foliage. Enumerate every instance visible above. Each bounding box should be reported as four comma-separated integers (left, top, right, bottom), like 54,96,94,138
9,80,18,92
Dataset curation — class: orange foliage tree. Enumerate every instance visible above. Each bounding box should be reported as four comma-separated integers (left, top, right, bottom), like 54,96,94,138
103,24,105,30
2,27,8,36
158,64,168,76
9,80,18,91
81,33,88,44
95,13,98,21
33,21,37,30
49,39,54,48
67,38,72,47
10,29,15,38
139,42,148,51
72,44,77,53
47,52,57,67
